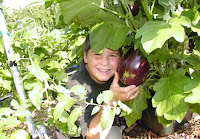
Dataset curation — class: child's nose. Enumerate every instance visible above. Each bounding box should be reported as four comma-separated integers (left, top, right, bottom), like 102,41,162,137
100,56,109,65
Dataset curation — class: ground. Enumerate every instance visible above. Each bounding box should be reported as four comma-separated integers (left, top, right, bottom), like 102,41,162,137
122,114,200,139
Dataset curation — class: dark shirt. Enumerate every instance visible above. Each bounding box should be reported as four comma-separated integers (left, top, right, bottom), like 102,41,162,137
67,62,113,138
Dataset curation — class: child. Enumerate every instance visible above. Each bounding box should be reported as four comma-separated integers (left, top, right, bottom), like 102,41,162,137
67,35,140,139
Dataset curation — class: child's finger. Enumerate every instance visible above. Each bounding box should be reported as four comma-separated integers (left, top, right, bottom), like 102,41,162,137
112,72,119,86
129,90,140,100
123,84,136,93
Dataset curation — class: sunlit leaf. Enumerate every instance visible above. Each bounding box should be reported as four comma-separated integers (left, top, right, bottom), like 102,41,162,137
118,101,132,115
10,99,19,110
91,106,100,115
101,107,114,130
59,111,69,123
53,85,71,95
124,89,151,127
0,108,14,116
101,90,113,104
68,106,83,128
57,94,75,111
28,64,47,82
28,90,43,110
2,117,21,129
70,85,87,99
136,16,191,54
15,108,32,117
185,71,200,104
53,101,66,120
152,68,190,123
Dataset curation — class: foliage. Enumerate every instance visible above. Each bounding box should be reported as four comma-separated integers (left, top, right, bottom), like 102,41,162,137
0,0,200,138
48,0,200,129
0,6,87,137
5,4,55,30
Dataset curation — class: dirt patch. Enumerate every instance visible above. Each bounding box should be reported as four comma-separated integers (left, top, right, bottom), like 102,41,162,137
122,114,200,139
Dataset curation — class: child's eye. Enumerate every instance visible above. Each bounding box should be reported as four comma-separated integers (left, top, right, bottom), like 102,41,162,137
95,53,100,56
110,54,116,57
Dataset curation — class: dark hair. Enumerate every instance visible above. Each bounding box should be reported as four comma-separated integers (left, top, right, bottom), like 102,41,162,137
83,34,90,54
83,34,122,56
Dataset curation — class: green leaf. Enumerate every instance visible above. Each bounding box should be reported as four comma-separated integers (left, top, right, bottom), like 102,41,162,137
55,69,68,82
57,94,75,111
90,22,130,53
10,99,20,110
185,54,200,70
101,107,114,130
68,106,83,128
0,131,7,139
117,101,132,115
185,71,200,104
147,47,169,64
1,80,12,91
91,106,100,115
15,108,32,118
28,90,43,110
189,103,200,114
152,68,190,123
53,85,71,95
135,21,171,54
59,0,101,25
28,64,48,82
59,111,69,123
96,93,103,104
135,16,191,54
0,108,14,116
9,53,21,63
101,90,113,104
70,85,87,99
157,115,172,128
53,101,66,120
124,89,151,127
191,21,200,36
2,117,21,129
47,61,65,70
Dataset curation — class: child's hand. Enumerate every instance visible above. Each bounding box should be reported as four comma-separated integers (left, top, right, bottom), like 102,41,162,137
109,72,140,103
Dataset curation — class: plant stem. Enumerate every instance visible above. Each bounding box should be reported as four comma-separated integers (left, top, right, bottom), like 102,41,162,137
150,0,156,14
140,69,158,90
141,0,152,21
101,6,128,19
121,0,138,31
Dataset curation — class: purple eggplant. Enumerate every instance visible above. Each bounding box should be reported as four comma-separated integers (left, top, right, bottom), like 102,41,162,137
118,49,149,86
128,4,139,16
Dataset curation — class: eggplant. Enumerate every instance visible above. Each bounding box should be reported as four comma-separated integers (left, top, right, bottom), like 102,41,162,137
128,4,139,16
118,49,149,86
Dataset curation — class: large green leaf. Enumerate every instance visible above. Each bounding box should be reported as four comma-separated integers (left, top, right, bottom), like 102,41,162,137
135,16,191,54
124,89,151,127
59,0,101,25
59,0,124,26
185,71,200,104
152,68,190,123
90,22,130,53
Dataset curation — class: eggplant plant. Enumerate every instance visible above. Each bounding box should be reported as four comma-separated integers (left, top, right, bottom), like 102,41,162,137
50,0,200,129
1,0,200,137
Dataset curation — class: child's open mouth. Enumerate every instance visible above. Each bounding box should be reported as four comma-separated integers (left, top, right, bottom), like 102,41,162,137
97,68,110,73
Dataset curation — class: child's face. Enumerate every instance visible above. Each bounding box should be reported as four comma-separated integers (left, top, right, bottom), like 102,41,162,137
84,48,121,84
